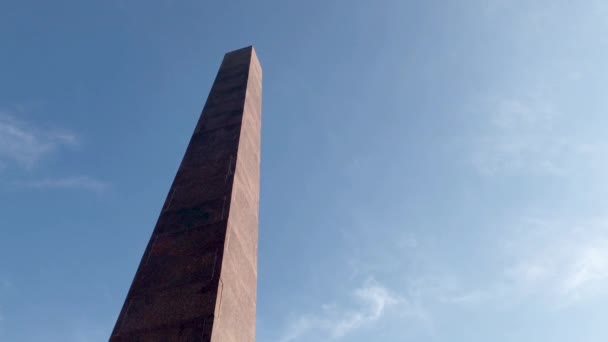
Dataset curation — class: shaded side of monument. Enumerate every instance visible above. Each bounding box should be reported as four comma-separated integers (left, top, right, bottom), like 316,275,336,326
110,46,262,342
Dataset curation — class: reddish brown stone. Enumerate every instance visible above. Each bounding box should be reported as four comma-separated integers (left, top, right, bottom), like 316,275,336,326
111,46,261,342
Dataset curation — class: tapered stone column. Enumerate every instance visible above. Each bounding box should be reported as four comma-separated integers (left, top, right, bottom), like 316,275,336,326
110,46,262,342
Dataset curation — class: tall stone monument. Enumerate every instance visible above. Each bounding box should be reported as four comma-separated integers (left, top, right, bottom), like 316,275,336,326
110,46,262,341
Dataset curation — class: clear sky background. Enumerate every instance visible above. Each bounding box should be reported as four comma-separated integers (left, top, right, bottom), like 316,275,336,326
1,0,608,341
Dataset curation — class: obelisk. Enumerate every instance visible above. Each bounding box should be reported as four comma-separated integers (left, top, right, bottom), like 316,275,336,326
110,46,262,341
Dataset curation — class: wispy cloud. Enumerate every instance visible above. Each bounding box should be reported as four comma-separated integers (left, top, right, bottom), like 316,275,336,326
0,109,109,193
433,217,608,310
11,176,109,193
440,288,495,306
501,217,608,306
278,279,426,342
0,112,78,168
334,213,608,315
471,97,605,176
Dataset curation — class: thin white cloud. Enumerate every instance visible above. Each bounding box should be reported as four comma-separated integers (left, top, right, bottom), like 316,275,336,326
501,217,608,305
278,279,423,342
472,97,605,177
398,217,608,314
420,218,608,311
441,289,494,305
13,176,109,193
0,112,78,168
334,216,608,314
0,110,108,193
327,282,397,339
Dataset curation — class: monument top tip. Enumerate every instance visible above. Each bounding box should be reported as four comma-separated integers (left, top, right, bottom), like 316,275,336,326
226,45,256,54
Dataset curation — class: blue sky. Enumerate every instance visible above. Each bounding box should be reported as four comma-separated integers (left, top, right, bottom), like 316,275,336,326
1,0,608,341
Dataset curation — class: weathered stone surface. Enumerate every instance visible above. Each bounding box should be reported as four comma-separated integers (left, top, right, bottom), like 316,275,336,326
111,46,261,342
209,47,261,342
